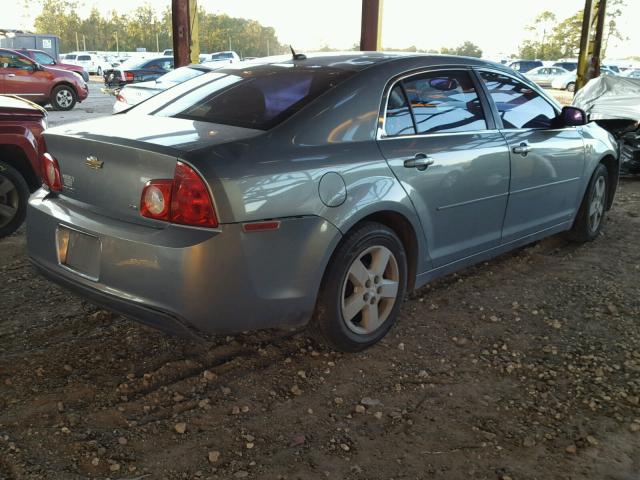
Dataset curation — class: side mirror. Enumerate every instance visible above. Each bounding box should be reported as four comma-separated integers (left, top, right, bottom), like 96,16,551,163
558,106,587,127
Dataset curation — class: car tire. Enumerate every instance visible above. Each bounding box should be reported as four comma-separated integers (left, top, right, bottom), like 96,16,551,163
312,222,408,352
0,161,29,238
567,82,576,93
566,163,609,243
50,84,77,111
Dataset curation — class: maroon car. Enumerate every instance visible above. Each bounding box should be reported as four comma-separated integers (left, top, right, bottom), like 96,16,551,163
18,48,90,82
0,48,88,110
0,94,47,237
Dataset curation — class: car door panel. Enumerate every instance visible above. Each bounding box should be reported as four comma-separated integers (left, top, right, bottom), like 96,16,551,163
477,70,586,242
0,51,49,101
377,69,511,268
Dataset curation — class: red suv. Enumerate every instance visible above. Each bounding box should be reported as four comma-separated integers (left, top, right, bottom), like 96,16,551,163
18,48,90,82
0,48,88,110
0,94,46,237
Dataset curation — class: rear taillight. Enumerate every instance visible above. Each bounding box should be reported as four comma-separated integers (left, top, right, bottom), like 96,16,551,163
116,93,126,103
123,71,135,82
140,162,218,228
42,152,62,192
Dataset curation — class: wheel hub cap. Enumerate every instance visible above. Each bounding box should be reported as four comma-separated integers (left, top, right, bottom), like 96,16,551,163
57,90,72,107
341,245,400,335
588,176,606,233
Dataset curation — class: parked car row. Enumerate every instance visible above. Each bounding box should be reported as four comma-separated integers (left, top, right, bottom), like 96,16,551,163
14,53,619,353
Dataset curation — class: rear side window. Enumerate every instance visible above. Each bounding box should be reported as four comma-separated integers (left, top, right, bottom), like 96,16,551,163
33,51,55,65
479,71,557,129
78,55,91,61
140,66,355,130
384,84,415,136
65,54,76,60
384,70,486,136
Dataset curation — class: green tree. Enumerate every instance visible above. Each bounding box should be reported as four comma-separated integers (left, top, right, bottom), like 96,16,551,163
441,41,483,58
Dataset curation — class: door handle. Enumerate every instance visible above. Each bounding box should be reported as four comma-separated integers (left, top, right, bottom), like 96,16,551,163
403,153,435,171
512,142,530,156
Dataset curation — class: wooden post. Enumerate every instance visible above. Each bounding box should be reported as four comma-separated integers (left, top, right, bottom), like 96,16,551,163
360,0,383,51
172,0,190,67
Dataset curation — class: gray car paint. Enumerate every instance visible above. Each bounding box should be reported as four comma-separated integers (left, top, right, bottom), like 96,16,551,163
27,53,618,337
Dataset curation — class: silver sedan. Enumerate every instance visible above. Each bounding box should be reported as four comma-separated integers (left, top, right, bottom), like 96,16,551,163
27,53,619,351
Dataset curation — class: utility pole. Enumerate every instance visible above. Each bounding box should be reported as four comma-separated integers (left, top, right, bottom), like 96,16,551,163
156,33,159,53
75,31,79,51
115,31,119,54
576,0,607,92
267,38,270,56
82,34,86,51
228,34,232,51
360,0,383,51
172,0,199,67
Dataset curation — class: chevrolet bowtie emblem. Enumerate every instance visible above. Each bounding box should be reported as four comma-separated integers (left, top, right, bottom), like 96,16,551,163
85,156,103,170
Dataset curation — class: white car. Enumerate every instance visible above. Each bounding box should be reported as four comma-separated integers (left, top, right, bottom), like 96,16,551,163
202,51,240,65
551,67,618,92
525,66,570,88
63,52,112,75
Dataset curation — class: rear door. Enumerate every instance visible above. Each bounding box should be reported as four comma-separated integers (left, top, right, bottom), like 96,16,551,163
377,68,511,267
476,70,585,243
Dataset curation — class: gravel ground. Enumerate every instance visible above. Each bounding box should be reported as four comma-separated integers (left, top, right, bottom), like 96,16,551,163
1,87,638,479
0,179,639,479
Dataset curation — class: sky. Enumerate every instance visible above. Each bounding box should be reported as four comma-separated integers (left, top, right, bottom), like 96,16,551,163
3,0,640,59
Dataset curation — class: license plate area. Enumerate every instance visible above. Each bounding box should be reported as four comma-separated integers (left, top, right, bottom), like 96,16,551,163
56,225,101,281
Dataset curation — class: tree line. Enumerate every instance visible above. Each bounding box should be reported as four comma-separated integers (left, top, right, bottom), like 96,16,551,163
28,0,285,57
518,0,627,60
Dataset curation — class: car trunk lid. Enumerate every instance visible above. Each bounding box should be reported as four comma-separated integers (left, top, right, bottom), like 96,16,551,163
43,114,263,225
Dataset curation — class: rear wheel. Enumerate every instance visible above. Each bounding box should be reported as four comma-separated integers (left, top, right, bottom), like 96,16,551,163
312,222,407,352
0,161,29,238
567,82,576,93
51,85,77,111
566,163,608,242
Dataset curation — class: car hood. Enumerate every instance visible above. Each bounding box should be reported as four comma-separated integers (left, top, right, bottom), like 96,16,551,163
45,114,264,153
56,62,84,71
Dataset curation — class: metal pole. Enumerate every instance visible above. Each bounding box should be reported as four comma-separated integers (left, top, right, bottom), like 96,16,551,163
75,31,79,51
360,0,383,51
228,34,232,51
82,34,86,51
115,31,119,54
267,38,270,56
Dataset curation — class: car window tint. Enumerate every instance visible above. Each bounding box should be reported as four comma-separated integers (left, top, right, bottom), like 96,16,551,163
65,54,76,60
401,70,486,134
0,53,33,70
384,84,415,136
78,55,91,61
145,66,355,130
479,71,557,129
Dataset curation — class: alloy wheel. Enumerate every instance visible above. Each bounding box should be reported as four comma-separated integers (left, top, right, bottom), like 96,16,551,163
588,176,606,233
0,175,19,228
56,89,73,109
341,245,400,335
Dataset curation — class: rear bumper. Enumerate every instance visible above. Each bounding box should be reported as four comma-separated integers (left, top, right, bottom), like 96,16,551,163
27,189,342,336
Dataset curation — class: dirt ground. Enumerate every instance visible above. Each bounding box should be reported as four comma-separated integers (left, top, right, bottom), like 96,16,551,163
1,177,639,480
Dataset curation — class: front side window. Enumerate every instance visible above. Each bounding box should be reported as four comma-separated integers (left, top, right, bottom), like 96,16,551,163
33,51,55,65
0,52,33,70
479,71,557,129
401,70,486,135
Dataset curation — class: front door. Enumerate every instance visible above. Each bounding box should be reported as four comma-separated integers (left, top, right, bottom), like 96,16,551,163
0,50,49,102
477,71,585,243
377,69,511,268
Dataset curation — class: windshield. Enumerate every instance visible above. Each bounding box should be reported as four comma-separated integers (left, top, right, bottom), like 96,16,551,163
156,66,205,84
118,58,148,70
129,65,355,130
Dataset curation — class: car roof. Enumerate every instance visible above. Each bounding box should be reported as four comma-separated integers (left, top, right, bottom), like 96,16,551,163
221,51,507,73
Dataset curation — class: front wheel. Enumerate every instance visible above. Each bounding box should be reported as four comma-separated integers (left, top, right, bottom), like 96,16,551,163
0,161,29,238
566,163,609,242
312,222,407,352
50,85,77,111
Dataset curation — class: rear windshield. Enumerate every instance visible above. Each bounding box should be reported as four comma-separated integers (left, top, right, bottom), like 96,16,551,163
129,65,355,130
